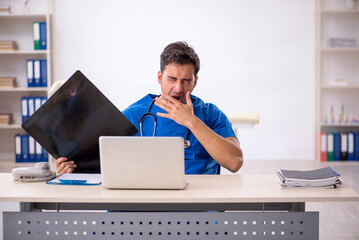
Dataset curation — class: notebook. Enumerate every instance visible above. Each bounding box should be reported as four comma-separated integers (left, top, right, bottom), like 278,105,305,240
99,136,186,189
22,70,138,173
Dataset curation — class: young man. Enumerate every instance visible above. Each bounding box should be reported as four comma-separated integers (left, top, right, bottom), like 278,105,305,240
56,42,243,174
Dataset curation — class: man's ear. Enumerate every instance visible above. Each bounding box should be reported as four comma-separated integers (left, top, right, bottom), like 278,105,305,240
157,71,162,84
193,76,198,89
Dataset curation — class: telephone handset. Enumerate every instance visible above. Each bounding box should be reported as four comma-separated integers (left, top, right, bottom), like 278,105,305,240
12,162,56,182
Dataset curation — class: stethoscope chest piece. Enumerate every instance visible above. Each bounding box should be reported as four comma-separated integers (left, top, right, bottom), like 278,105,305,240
184,139,191,148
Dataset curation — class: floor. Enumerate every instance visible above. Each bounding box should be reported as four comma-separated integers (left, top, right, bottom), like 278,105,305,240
1,160,359,240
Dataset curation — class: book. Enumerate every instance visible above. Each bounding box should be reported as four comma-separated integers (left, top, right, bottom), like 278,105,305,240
0,41,18,51
0,113,11,125
0,77,16,88
327,38,356,48
0,5,11,13
276,167,341,188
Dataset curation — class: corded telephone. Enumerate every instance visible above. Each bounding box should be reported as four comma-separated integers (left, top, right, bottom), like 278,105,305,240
12,162,56,182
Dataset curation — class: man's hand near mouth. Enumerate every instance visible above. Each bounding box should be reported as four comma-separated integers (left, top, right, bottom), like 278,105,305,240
154,92,195,128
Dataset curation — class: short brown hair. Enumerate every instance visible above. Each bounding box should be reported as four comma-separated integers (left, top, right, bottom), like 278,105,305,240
160,41,200,77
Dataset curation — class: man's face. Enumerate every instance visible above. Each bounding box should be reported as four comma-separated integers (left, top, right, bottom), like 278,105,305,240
157,62,198,104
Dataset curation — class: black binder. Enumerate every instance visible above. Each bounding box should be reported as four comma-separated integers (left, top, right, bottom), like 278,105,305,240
22,70,138,173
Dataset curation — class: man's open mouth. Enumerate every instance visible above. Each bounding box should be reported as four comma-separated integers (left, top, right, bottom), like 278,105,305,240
172,96,181,101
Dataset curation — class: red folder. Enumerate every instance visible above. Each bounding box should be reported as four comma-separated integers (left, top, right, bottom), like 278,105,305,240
320,132,327,162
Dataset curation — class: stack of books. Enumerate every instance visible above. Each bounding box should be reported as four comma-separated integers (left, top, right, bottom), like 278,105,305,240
0,41,18,51
276,167,341,188
0,113,11,125
0,77,16,88
327,38,356,48
0,5,11,14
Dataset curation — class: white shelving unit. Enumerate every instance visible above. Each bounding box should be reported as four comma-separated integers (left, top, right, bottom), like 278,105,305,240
316,0,359,160
0,8,52,161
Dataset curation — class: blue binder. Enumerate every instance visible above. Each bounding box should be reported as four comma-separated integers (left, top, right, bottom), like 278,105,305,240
41,96,47,106
14,134,22,162
42,147,49,162
35,141,43,162
40,59,47,87
26,59,34,87
355,133,359,161
28,136,36,162
21,97,28,123
348,133,355,161
21,135,29,162
40,22,47,50
27,97,35,118
333,133,341,161
33,60,41,87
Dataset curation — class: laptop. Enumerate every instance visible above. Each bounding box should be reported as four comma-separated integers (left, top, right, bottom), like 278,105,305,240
21,70,138,173
99,136,186,189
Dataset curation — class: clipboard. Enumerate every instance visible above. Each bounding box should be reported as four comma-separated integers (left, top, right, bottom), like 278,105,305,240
47,173,101,185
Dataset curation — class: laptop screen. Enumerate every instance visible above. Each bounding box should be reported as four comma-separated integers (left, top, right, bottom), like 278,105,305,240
22,70,138,173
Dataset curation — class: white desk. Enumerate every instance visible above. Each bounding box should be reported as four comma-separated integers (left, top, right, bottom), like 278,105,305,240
1,174,358,239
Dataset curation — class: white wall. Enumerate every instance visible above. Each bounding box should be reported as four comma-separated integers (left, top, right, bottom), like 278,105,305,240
52,0,316,161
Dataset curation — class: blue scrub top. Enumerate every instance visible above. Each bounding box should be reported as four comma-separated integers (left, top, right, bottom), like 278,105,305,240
123,94,237,174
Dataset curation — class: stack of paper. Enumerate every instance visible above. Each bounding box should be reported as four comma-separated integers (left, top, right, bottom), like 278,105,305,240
0,41,18,51
276,167,341,188
327,38,356,48
0,113,11,125
0,77,16,88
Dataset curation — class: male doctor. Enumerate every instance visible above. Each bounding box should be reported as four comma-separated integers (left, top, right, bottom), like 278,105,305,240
56,41,243,174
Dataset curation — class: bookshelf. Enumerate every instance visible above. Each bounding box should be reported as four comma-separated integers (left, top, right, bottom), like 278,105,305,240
316,0,359,160
0,9,51,161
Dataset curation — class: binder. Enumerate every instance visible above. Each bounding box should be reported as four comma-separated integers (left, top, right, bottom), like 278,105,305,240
40,22,47,50
28,97,35,118
40,59,47,87
21,97,28,123
320,132,327,162
28,136,36,162
33,21,40,50
26,59,34,87
341,133,347,160
348,133,355,161
35,141,43,162
41,96,47,106
333,133,341,161
33,60,41,87
15,134,22,162
327,132,334,161
276,167,341,188
42,147,48,162
34,97,42,112
21,134,29,162
355,133,359,161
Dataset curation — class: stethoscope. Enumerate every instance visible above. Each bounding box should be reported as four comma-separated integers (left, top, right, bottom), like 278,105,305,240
140,95,191,148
